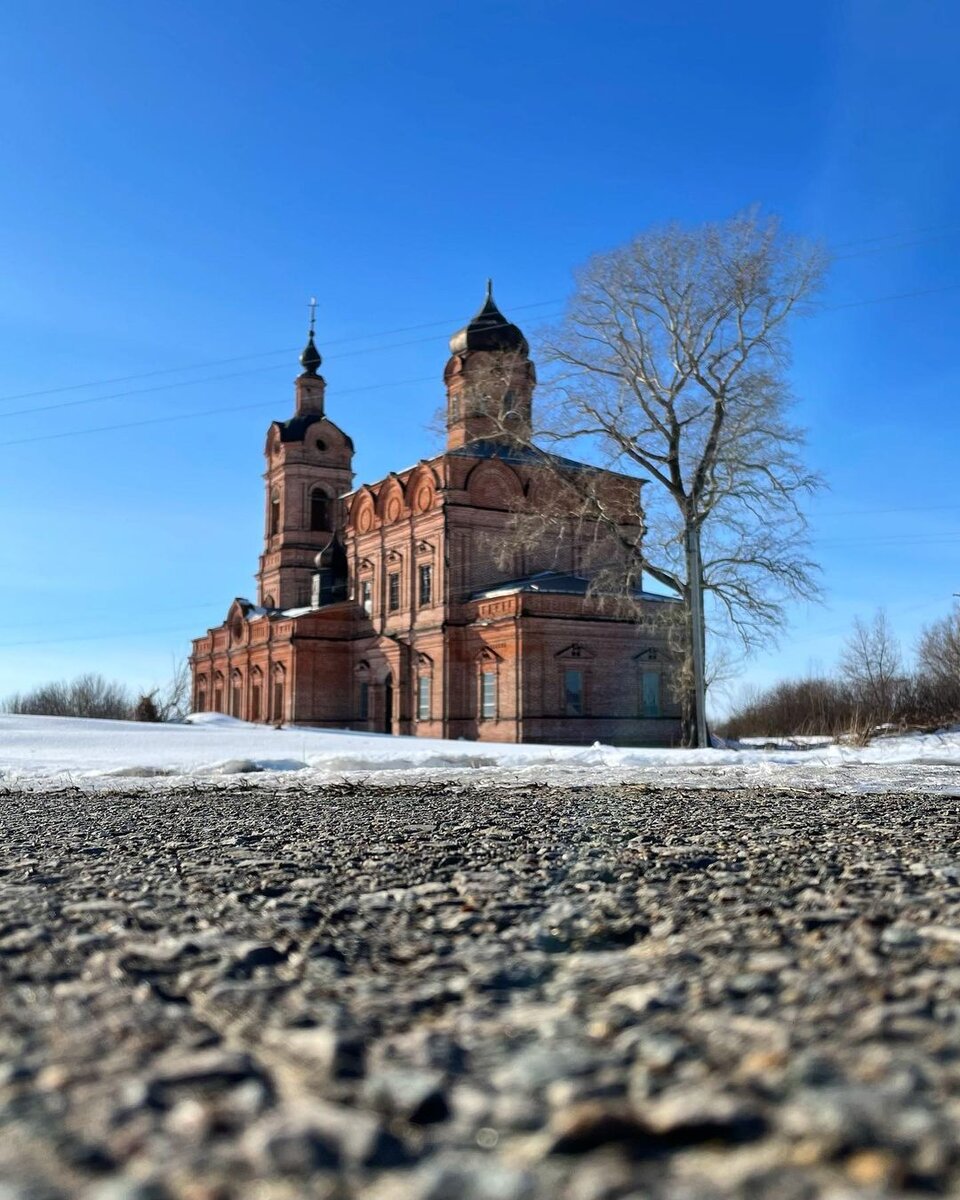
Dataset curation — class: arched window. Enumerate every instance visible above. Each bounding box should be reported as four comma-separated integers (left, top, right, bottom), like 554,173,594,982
417,654,433,722
269,489,281,537
249,667,263,722
272,665,285,724
310,488,330,531
477,650,499,721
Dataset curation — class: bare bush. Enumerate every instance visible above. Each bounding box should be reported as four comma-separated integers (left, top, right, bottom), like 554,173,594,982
3,673,133,720
718,603,960,740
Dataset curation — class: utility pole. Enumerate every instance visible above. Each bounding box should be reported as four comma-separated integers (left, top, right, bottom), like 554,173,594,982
686,525,709,749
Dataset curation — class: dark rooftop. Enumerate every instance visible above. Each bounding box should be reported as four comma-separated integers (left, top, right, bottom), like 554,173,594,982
470,570,680,602
448,280,529,357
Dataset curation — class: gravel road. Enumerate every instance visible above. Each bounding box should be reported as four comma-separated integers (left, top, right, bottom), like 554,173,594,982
3,780,960,1199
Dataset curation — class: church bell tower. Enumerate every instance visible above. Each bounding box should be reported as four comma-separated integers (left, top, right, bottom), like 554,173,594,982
256,305,355,609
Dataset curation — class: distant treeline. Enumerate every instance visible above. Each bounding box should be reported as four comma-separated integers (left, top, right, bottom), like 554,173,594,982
717,605,960,741
2,666,190,724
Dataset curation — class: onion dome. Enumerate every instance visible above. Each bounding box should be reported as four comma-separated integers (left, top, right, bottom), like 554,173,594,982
448,280,528,356
314,533,347,571
299,297,322,375
299,332,322,376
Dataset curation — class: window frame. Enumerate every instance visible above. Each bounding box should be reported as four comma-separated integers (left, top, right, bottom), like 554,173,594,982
417,674,431,721
388,570,401,612
418,562,433,607
563,667,584,716
640,668,661,717
481,668,497,720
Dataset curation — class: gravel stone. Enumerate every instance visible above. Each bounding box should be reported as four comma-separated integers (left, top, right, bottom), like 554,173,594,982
4,779,960,1197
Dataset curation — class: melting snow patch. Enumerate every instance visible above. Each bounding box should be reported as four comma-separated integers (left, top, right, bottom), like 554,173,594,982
105,766,176,779
200,759,264,776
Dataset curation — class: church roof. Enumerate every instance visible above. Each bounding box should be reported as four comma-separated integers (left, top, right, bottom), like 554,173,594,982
448,281,529,356
470,570,679,602
274,413,355,450
445,439,595,472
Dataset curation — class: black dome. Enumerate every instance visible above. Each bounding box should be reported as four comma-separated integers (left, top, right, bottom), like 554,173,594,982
449,280,528,356
299,332,322,375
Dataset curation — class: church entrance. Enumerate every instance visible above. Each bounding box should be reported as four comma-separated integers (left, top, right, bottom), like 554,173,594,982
383,675,394,734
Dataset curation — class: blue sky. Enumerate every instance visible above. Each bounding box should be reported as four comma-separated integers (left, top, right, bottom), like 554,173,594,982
1,0,958,713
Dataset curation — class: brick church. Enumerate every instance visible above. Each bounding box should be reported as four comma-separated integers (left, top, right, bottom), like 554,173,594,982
190,287,681,744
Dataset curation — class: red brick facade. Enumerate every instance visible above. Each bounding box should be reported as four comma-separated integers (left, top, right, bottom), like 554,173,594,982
190,290,681,746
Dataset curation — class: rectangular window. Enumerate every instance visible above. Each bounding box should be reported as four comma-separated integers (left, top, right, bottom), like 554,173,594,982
360,580,372,615
388,572,401,611
250,685,261,722
564,668,584,716
418,675,431,721
214,688,223,713
418,563,433,606
641,670,661,717
358,681,369,720
272,681,283,722
481,670,497,719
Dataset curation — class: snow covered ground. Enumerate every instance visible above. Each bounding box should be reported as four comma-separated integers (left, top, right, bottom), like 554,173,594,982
2,712,960,793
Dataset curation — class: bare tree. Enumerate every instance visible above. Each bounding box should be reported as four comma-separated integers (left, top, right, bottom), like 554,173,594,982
917,604,960,691
136,658,192,724
156,657,191,722
485,211,826,744
839,609,904,723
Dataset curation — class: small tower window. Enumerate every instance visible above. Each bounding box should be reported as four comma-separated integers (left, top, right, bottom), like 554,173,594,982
310,488,330,531
269,489,281,536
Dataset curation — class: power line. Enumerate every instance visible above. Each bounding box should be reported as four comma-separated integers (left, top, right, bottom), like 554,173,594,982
834,228,960,260
825,281,960,311
0,373,439,448
815,533,960,547
0,310,567,422
0,296,563,409
0,624,209,650
1,271,957,445
2,601,226,634
832,221,960,250
1,216,957,412
814,502,960,518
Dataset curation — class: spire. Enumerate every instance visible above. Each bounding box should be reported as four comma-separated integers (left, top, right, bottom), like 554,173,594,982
299,297,322,376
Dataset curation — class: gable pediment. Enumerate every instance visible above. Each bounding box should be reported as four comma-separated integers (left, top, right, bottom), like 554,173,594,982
555,643,595,661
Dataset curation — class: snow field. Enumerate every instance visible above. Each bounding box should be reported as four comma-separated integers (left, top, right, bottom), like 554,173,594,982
2,712,960,792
